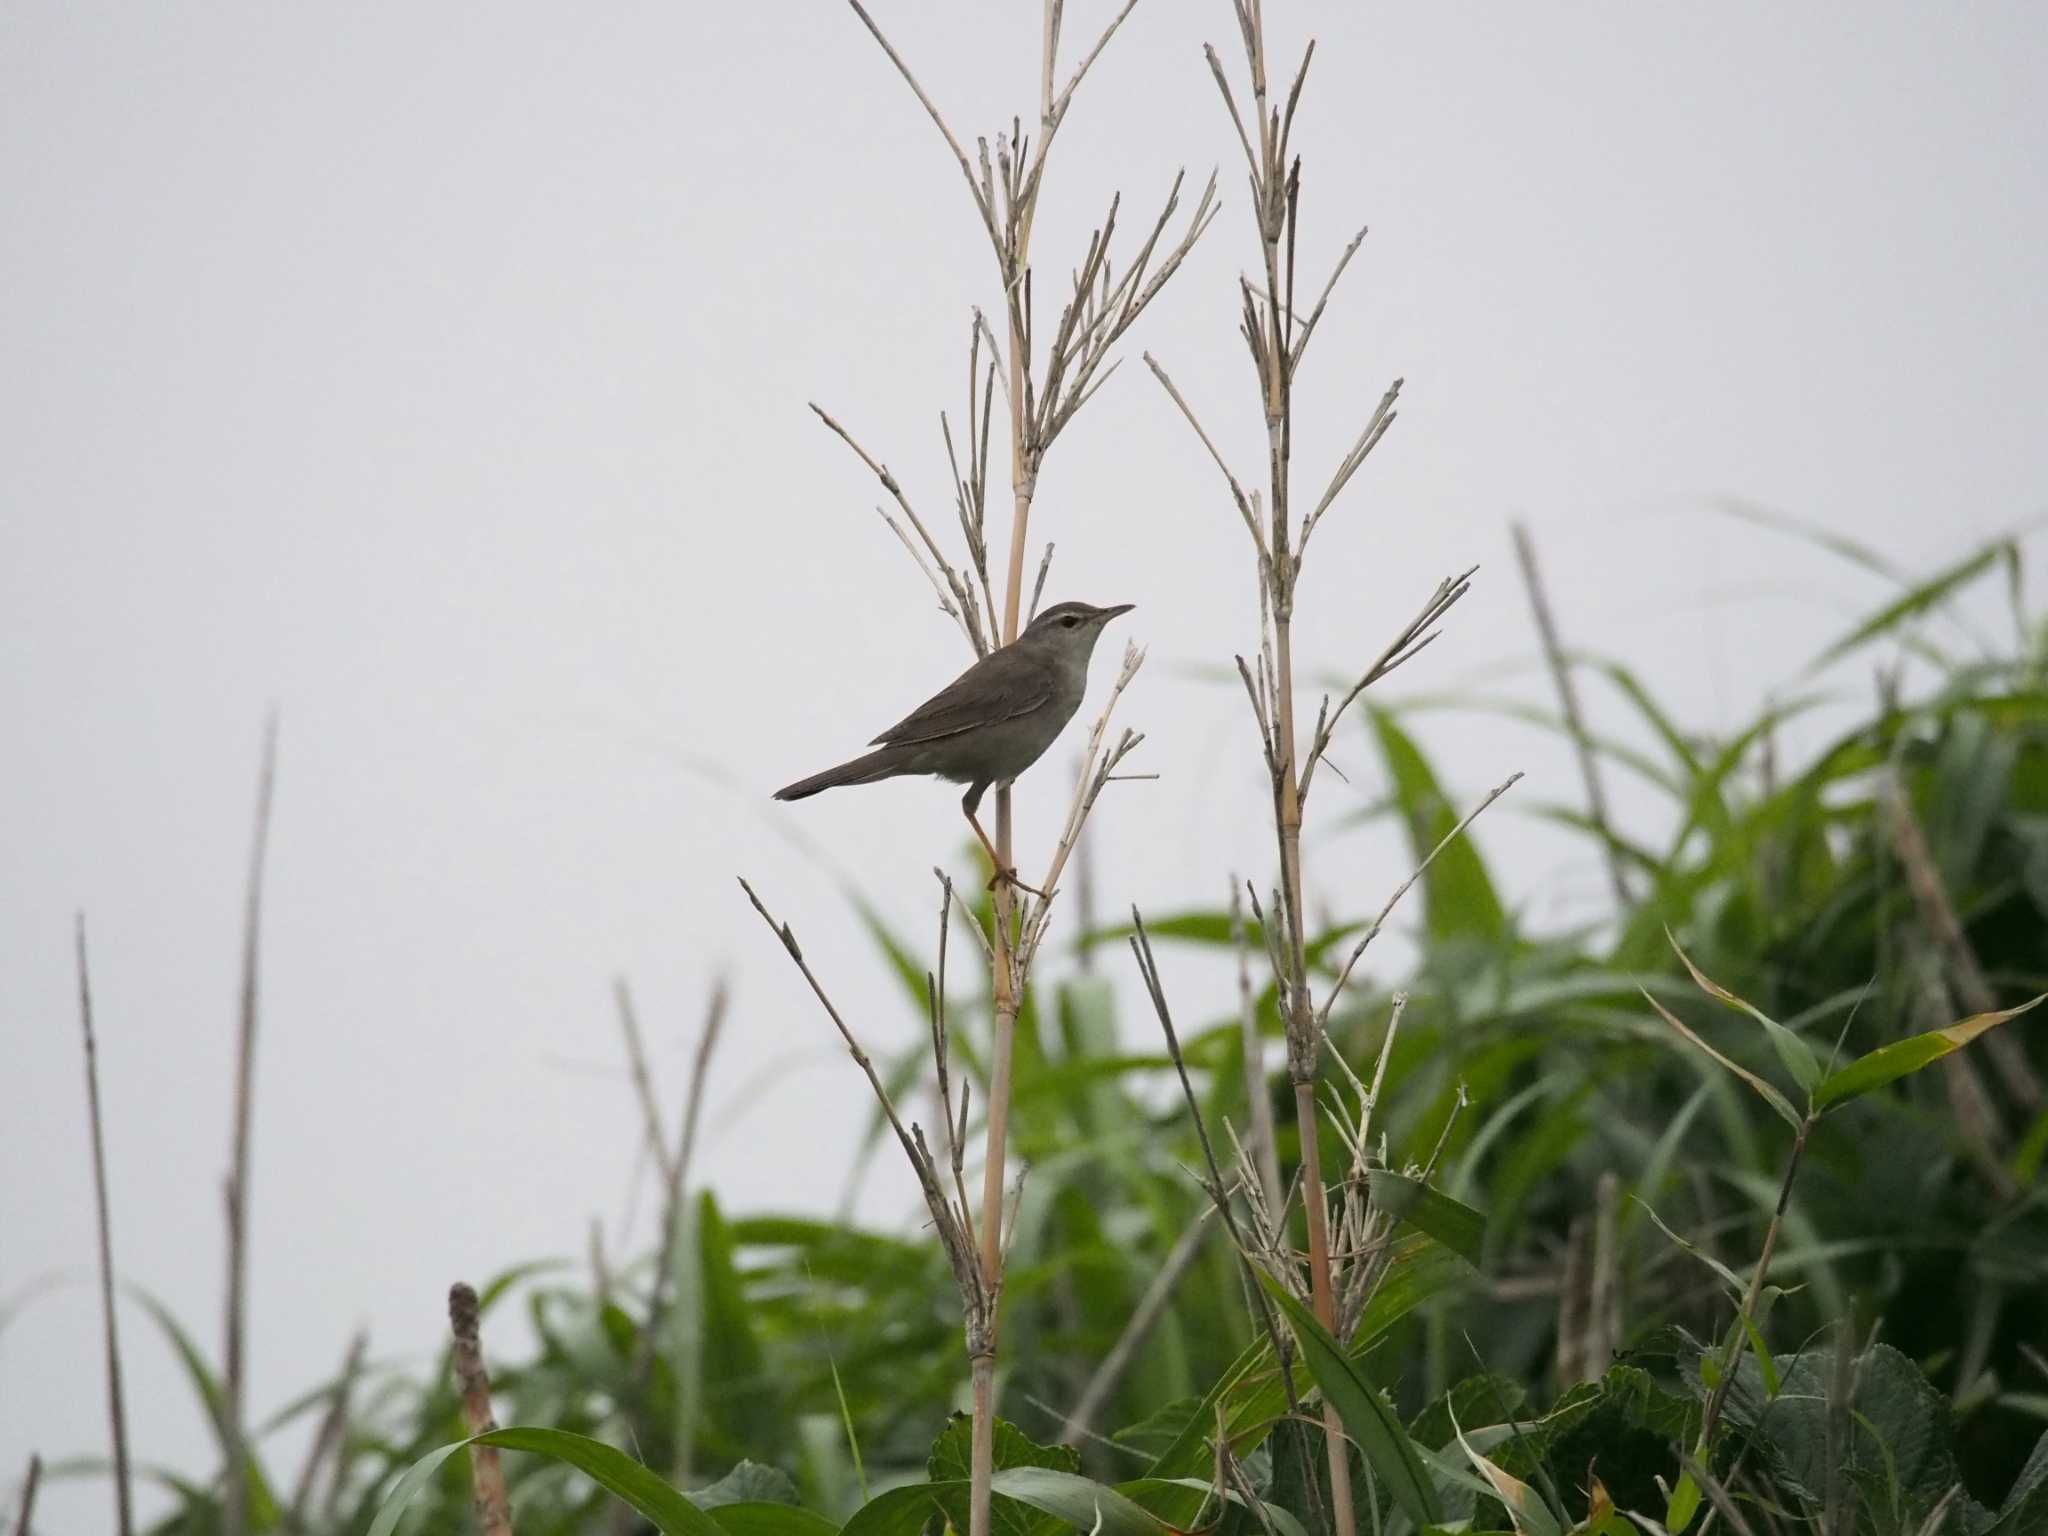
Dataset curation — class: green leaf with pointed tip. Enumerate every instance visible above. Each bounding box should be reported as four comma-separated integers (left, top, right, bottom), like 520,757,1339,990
366,1427,723,1536
1368,705,1507,944
1642,989,1804,1128
1448,1403,1562,1536
1367,1171,1485,1265
1257,1270,1444,1527
1812,996,2046,1111
1667,933,1823,1092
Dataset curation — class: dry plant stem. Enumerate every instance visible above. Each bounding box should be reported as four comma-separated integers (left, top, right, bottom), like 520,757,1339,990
1127,915,1303,1421
1233,884,1284,1212
615,978,677,1184
1511,522,1631,908
12,1456,39,1536
73,918,135,1536
448,1283,513,1536
1060,1208,1216,1443
287,1330,366,1533
1880,774,2042,1109
223,714,276,1536
1699,1115,1812,1447
626,982,730,1475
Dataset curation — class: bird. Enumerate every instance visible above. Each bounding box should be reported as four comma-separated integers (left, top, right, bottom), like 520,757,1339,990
773,600,1136,892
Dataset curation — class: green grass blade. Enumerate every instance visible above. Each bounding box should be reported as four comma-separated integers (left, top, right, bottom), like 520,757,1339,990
1366,1172,1485,1265
1256,1270,1444,1527
366,1427,723,1536
1812,995,2046,1111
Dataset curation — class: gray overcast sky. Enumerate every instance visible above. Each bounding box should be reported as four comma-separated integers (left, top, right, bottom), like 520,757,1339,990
5,1,2044,1524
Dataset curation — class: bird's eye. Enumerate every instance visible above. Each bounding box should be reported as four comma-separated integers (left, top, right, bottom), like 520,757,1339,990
1061,616,1079,627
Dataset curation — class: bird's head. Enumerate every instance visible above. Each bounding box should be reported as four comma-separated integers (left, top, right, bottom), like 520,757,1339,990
1019,600,1135,662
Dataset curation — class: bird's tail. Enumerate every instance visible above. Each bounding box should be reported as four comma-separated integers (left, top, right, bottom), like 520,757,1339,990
772,746,905,802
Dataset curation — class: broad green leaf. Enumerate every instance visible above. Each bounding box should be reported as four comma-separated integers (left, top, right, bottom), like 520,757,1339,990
1142,1235,1463,1479
1812,996,2046,1111
1120,1476,1311,1536
1667,932,1822,1092
1368,705,1507,943
992,1468,1165,1536
1665,1469,1702,1533
366,1427,723,1536
692,1461,801,1509
1642,989,1804,1128
1257,1270,1444,1527
709,1505,837,1536
928,1413,1080,1536
1367,1171,1485,1265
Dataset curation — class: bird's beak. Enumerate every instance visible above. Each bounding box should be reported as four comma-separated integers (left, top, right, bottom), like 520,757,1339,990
1100,603,1136,621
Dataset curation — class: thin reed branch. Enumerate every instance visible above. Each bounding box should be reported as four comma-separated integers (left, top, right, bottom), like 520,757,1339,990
287,1331,365,1534
75,917,134,1536
1316,773,1524,1026
223,712,277,1536
1060,1208,1216,1444
12,1455,40,1536
615,978,676,1186
1512,523,1632,909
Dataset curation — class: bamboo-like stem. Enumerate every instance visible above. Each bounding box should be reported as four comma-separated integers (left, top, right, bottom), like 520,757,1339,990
223,714,277,1536
448,1282,513,1536
75,919,134,1536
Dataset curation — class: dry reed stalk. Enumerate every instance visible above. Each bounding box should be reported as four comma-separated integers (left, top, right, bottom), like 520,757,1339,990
1142,8,1528,1526
1879,773,2043,1109
808,10,1213,1533
1058,1208,1215,1444
11,1456,39,1536
448,1283,514,1536
1511,522,1632,908
223,714,277,1536
74,918,135,1536
287,1330,366,1533
615,978,680,1185
613,981,728,1516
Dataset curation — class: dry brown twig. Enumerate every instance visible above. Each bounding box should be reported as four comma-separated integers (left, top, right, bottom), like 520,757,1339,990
74,918,135,1536
619,979,730,1499
448,1283,513,1536
287,1330,366,1534
12,1455,41,1536
223,713,277,1536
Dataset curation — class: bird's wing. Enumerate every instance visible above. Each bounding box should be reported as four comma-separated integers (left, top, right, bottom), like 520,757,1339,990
871,647,1051,746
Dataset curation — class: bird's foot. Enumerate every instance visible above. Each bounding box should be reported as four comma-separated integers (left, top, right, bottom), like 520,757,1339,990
986,865,1049,900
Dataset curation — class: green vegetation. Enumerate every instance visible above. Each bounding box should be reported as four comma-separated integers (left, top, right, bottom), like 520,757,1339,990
35,532,2047,1536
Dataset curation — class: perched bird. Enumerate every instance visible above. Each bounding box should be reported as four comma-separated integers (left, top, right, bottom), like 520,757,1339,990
774,600,1136,890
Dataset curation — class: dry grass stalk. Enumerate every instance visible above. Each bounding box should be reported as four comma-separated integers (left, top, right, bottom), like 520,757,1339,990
1879,772,2043,1110
287,1329,366,1533
448,1282,514,1536
1511,522,1632,909
223,713,277,1536
74,917,135,1536
615,978,679,1185
618,979,730,1500
1142,7,1528,1526
11,1455,40,1536
1232,884,1284,1212
808,8,1212,1534
1059,1208,1216,1444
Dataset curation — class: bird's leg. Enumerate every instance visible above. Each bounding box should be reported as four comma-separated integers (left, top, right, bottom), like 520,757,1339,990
961,794,1047,900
